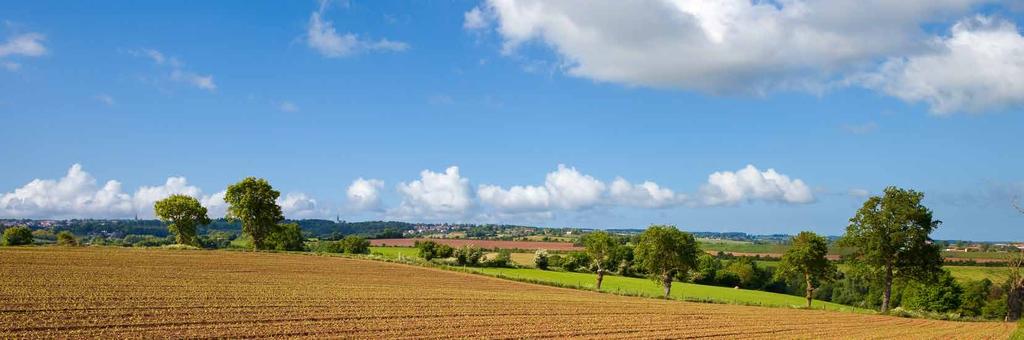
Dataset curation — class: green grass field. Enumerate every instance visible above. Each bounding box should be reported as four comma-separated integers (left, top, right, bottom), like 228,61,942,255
467,267,868,313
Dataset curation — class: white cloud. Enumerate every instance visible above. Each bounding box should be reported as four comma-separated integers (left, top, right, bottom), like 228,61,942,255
306,5,409,58
0,32,47,57
133,48,216,92
543,164,606,210
0,164,133,218
394,166,474,218
857,16,1024,114
464,6,490,30
609,177,685,208
848,188,871,198
278,101,299,113
94,94,115,106
470,0,1024,111
200,190,227,218
278,192,325,219
477,164,606,214
699,165,814,206
132,177,203,218
347,178,384,211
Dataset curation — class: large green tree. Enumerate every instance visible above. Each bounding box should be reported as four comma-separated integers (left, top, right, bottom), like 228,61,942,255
776,231,836,308
634,225,700,298
841,186,942,313
582,231,617,290
154,194,211,246
224,177,284,250
1,226,33,246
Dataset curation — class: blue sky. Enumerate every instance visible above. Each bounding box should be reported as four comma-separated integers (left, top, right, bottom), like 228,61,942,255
1,1,1023,241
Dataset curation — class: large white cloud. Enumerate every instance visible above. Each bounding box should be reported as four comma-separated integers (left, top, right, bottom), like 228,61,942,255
477,165,615,215
609,177,685,208
465,0,1023,113
277,192,326,219
0,164,133,218
132,177,203,217
306,2,409,58
699,165,814,206
857,16,1024,114
393,166,474,218
346,178,384,211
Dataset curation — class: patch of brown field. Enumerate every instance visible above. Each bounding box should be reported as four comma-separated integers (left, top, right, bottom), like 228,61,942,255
371,238,583,251
0,247,1014,339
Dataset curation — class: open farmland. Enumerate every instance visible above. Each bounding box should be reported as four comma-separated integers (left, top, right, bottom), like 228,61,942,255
371,238,583,251
0,247,1014,339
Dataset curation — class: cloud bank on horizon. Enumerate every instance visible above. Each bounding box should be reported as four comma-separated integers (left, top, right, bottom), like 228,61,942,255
0,163,814,222
465,0,1024,114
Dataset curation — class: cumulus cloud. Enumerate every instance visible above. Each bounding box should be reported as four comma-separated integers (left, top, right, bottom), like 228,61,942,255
132,177,203,217
468,1,1024,113
0,32,47,57
478,183,551,214
857,16,1024,114
131,48,216,92
306,3,409,58
699,165,815,206
347,178,384,211
277,192,326,219
477,165,607,215
609,177,685,208
393,166,474,218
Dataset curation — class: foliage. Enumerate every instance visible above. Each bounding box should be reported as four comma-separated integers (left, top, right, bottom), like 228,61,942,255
534,249,549,270
776,231,837,307
485,249,514,268
31,229,56,241
901,271,962,313
582,231,617,288
1,226,33,246
416,240,454,260
959,278,992,317
692,253,722,284
154,194,211,246
199,231,236,249
56,231,79,246
265,223,305,251
224,177,284,250
841,186,943,312
560,252,592,272
123,234,174,247
454,245,484,266
340,236,370,254
634,225,700,297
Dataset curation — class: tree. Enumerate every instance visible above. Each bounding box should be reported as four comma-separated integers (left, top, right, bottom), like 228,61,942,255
454,245,483,266
582,231,617,289
841,186,943,313
776,231,837,308
340,236,370,254
1007,197,1024,320
266,223,305,251
56,231,79,246
224,177,284,250
1,226,33,246
634,225,700,298
534,249,549,270
154,194,211,246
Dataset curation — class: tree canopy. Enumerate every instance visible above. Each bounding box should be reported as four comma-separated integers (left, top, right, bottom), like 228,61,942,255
634,225,700,298
224,177,284,250
582,231,617,289
777,231,836,307
1,226,33,246
841,186,942,313
154,194,211,246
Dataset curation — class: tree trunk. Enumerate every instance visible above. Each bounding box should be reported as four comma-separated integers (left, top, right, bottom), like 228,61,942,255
804,272,814,308
1007,283,1024,321
881,264,893,313
595,269,605,290
662,272,673,298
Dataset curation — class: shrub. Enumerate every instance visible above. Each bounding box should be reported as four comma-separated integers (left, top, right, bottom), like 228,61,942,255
266,223,305,251
56,231,79,246
486,249,514,268
454,245,484,266
1,226,33,246
340,236,370,254
560,251,591,272
534,249,549,270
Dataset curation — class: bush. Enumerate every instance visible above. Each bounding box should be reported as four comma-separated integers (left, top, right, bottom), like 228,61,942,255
31,229,56,241
560,251,591,272
901,271,962,313
56,231,78,246
486,249,514,268
266,223,305,251
454,245,484,266
199,231,236,249
1,226,33,246
123,234,172,247
534,249,549,270
340,236,370,254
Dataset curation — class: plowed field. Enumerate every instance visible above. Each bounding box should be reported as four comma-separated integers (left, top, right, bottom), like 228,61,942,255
0,247,1014,339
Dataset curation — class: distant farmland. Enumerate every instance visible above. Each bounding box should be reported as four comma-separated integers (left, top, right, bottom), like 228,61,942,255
370,238,583,251
0,247,1014,338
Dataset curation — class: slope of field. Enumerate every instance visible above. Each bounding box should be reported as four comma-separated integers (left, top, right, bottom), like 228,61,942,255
0,247,1013,339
